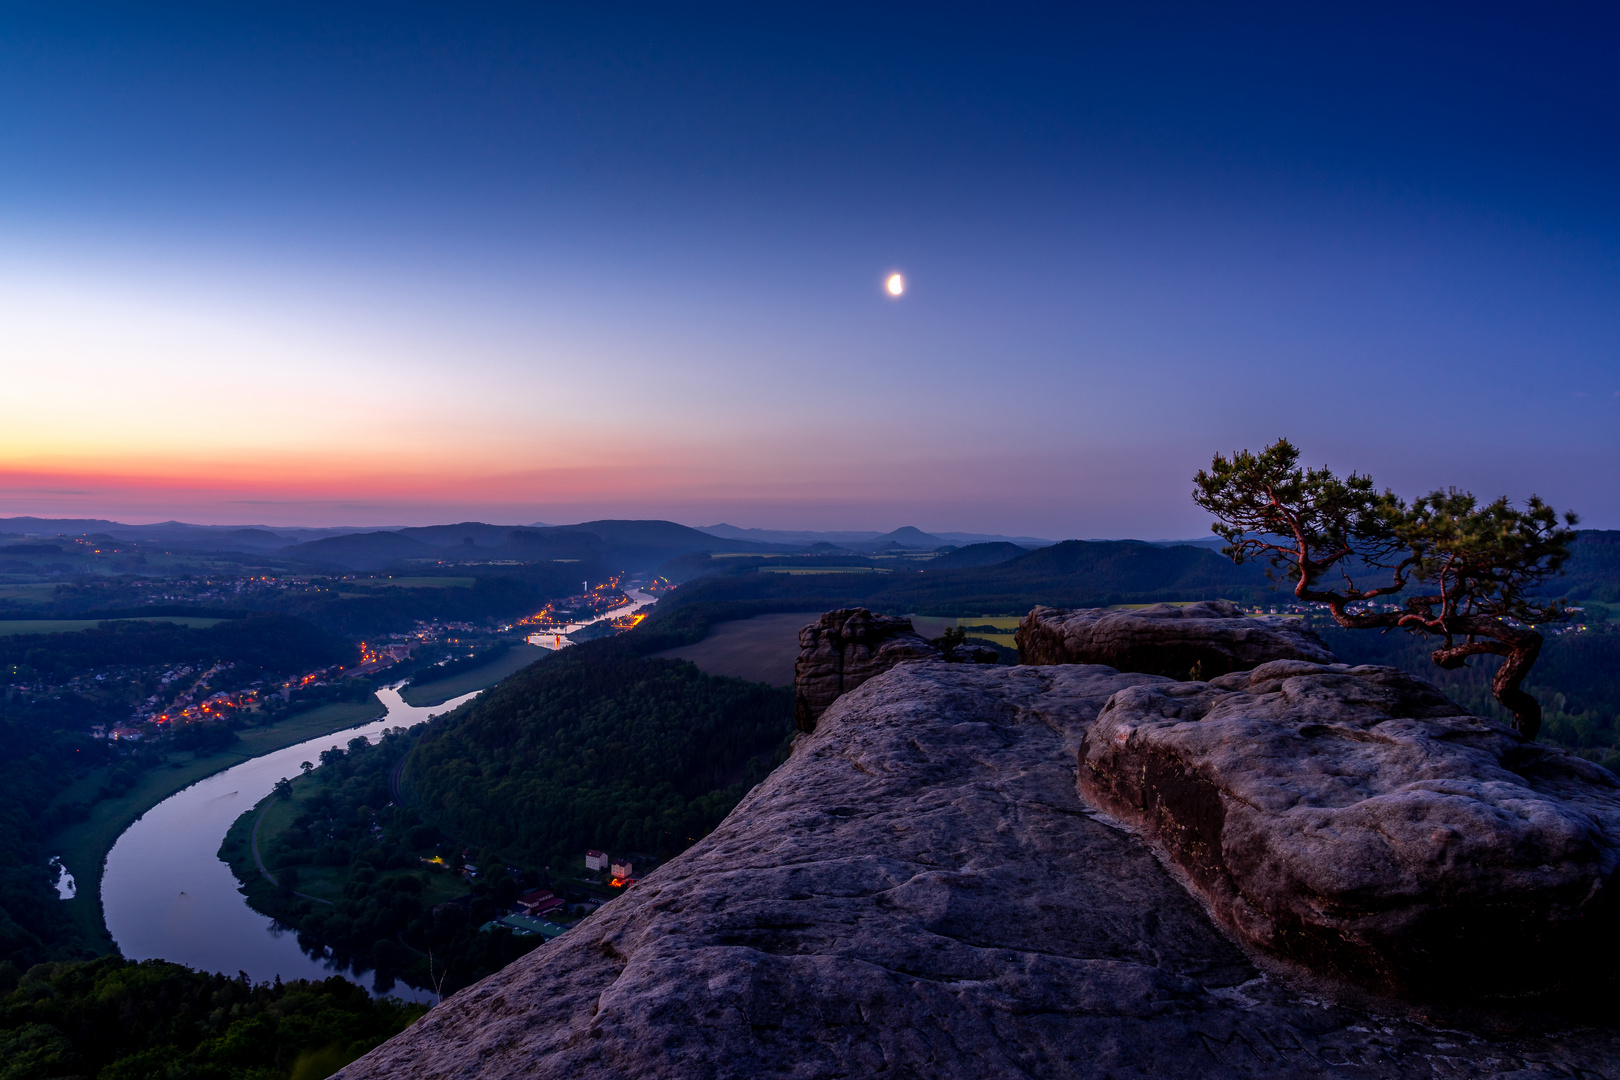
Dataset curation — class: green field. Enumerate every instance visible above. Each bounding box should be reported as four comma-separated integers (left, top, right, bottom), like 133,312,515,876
49,697,387,952
0,583,59,602
651,612,818,687
956,616,1021,648
400,642,550,706
757,566,891,575
972,634,1019,647
905,615,1024,648
0,616,226,635
355,576,476,589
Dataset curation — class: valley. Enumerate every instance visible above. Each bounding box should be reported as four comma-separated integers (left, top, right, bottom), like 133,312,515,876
0,514,1617,1076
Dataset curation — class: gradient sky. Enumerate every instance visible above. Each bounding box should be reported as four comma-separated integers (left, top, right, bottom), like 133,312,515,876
1,3,1616,537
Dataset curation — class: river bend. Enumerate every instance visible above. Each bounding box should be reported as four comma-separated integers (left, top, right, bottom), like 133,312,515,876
101,686,478,1000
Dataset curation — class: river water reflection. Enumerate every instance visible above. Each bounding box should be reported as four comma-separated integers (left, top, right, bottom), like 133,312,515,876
101,686,479,1001
526,587,656,650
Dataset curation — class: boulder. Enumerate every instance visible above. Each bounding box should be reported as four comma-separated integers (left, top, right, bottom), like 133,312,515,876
1078,659,1620,1002
337,663,1619,1080
793,608,993,731
1017,601,1336,679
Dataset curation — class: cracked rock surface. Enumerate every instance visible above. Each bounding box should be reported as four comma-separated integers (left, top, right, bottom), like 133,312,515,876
338,663,1618,1079
1017,601,1337,679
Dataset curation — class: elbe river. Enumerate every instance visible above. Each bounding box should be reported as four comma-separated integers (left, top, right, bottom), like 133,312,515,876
100,686,475,1003
97,588,658,1001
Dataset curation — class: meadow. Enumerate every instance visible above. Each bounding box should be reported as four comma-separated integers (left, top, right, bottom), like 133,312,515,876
351,576,476,589
908,615,1022,647
0,616,224,635
756,566,891,575
650,612,818,686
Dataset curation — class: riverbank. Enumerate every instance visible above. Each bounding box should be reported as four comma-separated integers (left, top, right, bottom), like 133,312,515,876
51,697,387,953
219,765,467,927
212,724,536,997
399,642,548,707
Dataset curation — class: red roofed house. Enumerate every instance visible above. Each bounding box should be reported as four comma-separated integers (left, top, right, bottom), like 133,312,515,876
517,889,565,918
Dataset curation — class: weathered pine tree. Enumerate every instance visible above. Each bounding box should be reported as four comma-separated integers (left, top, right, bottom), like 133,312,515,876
1192,439,1578,738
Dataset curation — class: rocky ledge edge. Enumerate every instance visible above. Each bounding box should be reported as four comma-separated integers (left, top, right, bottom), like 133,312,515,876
337,651,1619,1079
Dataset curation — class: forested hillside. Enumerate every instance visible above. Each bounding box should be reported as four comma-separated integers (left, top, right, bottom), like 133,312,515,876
405,641,793,867
221,730,545,997
882,539,1273,613
1555,529,1620,603
660,539,1275,618
1315,622,1620,771
0,957,422,1080
639,539,1276,639
0,569,591,640
0,615,350,678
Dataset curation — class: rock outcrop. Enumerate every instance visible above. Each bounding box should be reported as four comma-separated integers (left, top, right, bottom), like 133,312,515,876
792,607,993,731
1017,600,1337,679
1078,659,1620,1002
338,662,1618,1080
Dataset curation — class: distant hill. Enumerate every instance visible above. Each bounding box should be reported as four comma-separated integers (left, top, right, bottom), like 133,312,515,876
1148,536,1229,550
1557,530,1620,603
929,542,1029,569
279,531,436,569
698,523,888,545
697,523,1056,548
274,519,782,573
0,516,364,552
224,528,295,547
536,520,784,568
649,538,1276,622
875,540,1273,612
653,531,1618,621
568,519,753,550
933,531,1057,548
395,521,537,548
0,516,125,535
497,528,615,562
860,526,949,551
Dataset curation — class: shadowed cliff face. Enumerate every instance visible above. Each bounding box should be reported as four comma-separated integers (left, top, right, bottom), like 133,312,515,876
336,662,1619,1079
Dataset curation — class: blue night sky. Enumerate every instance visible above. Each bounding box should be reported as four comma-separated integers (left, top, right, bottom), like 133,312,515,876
1,3,1615,536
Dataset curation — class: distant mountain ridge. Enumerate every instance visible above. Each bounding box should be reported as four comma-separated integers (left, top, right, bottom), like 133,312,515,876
272,520,789,572
698,523,1058,549
0,517,363,547
6,515,1614,598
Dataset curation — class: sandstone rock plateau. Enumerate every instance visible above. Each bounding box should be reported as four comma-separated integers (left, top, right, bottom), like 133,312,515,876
338,661,1618,1080
1080,659,1620,1002
793,607,993,731
1017,601,1337,679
